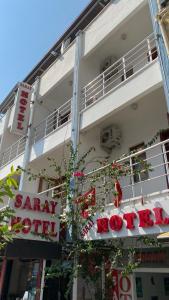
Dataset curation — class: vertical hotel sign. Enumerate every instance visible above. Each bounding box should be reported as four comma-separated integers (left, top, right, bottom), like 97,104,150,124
11,82,32,135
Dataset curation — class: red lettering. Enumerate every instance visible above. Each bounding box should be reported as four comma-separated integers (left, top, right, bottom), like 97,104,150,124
123,212,136,229
22,196,32,210
138,209,154,227
153,207,165,225
42,200,50,213
50,222,57,237
22,218,31,234
19,106,26,113
21,91,28,98
33,198,41,211
14,194,23,208
109,215,123,231
120,276,131,292
20,98,27,106
97,218,109,233
11,216,21,233
32,219,42,234
50,201,57,214
164,217,169,224
42,220,50,235
17,113,24,122
17,122,23,130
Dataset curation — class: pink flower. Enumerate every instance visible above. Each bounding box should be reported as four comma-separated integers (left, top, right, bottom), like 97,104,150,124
73,171,85,177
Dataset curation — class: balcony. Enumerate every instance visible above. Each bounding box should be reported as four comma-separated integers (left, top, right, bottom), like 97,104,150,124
32,98,71,144
0,136,26,170
81,33,158,111
81,138,169,206
38,139,169,219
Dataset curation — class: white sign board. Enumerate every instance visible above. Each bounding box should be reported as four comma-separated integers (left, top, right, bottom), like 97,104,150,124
9,191,60,242
11,82,32,135
80,192,169,241
105,269,134,300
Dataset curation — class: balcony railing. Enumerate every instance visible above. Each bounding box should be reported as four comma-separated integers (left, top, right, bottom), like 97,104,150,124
81,33,157,110
81,138,169,206
33,98,71,144
39,138,169,208
0,136,26,168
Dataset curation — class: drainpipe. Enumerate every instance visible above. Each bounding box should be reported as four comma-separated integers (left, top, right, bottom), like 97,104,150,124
69,30,83,300
19,77,40,191
156,0,169,56
149,0,169,116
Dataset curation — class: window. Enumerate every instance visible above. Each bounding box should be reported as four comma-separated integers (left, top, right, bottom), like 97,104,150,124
130,143,149,183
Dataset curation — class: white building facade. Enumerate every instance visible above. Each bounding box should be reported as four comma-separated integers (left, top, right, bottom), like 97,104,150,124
0,0,169,299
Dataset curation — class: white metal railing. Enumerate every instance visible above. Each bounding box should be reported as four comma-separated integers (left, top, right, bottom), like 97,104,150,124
33,98,71,144
81,33,158,110
0,136,26,168
39,138,169,207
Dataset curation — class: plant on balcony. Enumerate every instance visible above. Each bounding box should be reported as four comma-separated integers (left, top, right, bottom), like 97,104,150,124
20,140,161,299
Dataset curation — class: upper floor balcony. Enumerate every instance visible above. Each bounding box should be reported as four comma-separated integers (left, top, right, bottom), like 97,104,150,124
81,138,169,205
38,137,169,237
0,33,163,173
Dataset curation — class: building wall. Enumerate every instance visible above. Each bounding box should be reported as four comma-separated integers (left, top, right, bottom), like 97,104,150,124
135,272,169,300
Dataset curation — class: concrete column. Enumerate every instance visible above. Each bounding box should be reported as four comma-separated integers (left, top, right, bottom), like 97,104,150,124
70,31,83,300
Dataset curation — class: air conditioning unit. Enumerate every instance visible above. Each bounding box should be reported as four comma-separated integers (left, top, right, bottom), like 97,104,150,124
100,125,122,153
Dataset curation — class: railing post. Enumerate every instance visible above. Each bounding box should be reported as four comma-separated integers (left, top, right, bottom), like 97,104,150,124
130,157,135,198
147,38,152,62
84,86,87,108
138,172,143,198
162,143,169,182
122,57,126,81
44,118,48,137
56,108,59,128
102,73,105,96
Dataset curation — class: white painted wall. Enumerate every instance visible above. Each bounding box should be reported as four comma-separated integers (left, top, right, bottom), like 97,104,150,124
39,42,75,98
30,121,71,161
83,0,146,57
79,87,168,200
81,61,162,130
0,129,21,152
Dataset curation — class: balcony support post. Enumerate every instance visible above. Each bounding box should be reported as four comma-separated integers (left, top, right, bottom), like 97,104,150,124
70,30,83,300
19,77,40,191
122,57,126,81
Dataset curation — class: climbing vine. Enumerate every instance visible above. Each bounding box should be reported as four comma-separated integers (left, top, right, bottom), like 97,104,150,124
19,128,167,299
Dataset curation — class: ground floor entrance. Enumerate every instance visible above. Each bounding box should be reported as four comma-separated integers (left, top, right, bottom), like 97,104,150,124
134,270,169,300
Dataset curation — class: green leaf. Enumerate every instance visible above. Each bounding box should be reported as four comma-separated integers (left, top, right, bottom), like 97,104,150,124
10,165,14,173
10,178,18,189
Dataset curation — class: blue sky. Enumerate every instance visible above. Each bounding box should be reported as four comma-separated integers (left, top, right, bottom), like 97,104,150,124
0,0,90,102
